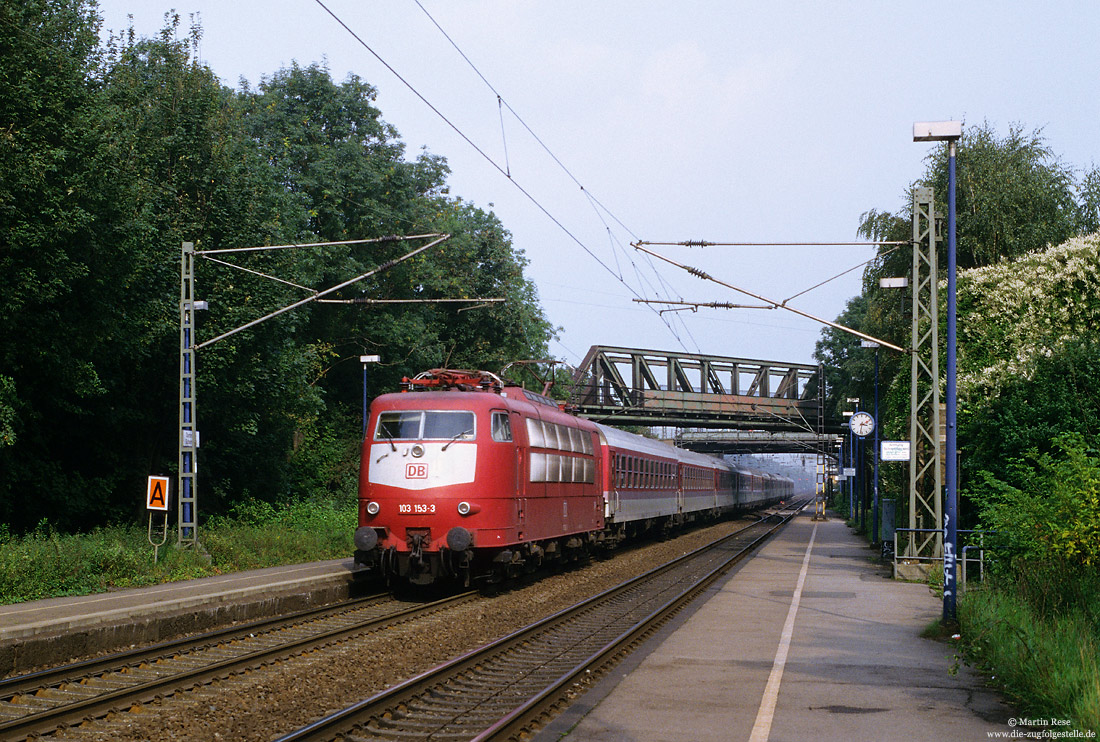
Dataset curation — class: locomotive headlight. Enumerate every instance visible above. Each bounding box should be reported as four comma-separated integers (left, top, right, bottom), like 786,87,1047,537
366,501,380,516
411,444,425,458
457,501,481,516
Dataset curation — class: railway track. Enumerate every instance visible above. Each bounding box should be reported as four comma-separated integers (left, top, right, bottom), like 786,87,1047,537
276,500,808,742
0,590,478,741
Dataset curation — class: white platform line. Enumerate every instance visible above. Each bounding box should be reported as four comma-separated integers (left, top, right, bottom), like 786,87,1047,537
748,520,818,742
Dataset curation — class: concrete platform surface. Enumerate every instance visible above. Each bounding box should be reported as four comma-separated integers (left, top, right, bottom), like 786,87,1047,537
0,559,361,675
539,512,1013,742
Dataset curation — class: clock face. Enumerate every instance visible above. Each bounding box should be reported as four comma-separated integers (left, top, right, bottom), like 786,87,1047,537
850,411,875,437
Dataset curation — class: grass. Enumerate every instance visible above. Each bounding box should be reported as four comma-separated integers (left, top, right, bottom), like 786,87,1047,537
0,499,356,605
959,573,1100,734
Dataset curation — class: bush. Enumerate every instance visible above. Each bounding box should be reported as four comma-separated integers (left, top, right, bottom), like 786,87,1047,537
971,434,1100,572
0,498,356,604
0,521,170,602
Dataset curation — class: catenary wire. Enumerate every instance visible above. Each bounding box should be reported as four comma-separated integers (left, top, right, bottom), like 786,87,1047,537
311,0,682,344
313,0,688,350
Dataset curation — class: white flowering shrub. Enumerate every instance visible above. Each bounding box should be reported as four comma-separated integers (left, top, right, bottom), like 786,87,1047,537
957,233,1100,402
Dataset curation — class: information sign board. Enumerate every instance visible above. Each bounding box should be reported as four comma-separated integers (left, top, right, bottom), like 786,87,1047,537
881,441,911,462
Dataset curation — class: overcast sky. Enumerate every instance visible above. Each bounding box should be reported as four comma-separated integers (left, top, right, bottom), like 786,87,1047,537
95,1,1100,369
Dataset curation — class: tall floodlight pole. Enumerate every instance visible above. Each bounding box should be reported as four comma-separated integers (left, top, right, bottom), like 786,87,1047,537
914,120,962,624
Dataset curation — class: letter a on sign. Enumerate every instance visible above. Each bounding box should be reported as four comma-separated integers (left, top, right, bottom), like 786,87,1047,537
147,476,169,511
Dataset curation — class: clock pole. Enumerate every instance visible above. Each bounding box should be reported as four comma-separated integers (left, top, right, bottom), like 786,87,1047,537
848,410,876,537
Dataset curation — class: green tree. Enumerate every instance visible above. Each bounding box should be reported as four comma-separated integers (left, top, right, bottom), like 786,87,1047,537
0,0,112,529
238,64,554,423
97,22,336,516
859,122,1090,278
813,294,870,420
927,123,1083,268
818,123,1100,530
0,7,556,532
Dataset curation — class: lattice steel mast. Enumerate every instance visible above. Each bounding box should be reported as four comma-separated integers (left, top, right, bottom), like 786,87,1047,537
907,187,943,562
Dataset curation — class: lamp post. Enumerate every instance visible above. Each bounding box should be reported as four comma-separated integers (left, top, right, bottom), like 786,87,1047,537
849,426,855,521
914,120,962,624
861,341,881,544
360,355,381,439
844,398,859,521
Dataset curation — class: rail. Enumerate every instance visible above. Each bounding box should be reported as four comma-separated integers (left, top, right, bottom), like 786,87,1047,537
0,591,478,740
275,500,809,741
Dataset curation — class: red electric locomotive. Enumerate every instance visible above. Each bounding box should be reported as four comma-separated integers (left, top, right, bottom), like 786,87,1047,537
353,369,791,586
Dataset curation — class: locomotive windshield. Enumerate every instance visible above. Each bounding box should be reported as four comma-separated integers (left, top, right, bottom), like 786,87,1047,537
376,410,476,441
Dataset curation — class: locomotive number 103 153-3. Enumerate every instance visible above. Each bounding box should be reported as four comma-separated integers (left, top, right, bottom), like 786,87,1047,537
398,503,436,514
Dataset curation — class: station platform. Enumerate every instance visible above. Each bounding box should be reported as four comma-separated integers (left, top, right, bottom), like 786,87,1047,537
0,559,361,677
538,511,1014,742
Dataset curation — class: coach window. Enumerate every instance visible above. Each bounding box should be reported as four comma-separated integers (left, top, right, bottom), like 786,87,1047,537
491,411,512,442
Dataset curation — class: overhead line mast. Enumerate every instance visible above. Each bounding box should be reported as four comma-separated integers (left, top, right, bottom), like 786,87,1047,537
177,234,452,548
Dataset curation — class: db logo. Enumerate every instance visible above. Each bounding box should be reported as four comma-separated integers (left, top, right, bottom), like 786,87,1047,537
405,463,428,479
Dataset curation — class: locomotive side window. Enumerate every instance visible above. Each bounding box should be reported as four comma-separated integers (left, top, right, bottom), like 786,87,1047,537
526,418,545,448
559,425,574,452
491,411,512,442
546,454,561,482
530,452,548,481
524,419,596,456
529,452,595,483
524,418,597,485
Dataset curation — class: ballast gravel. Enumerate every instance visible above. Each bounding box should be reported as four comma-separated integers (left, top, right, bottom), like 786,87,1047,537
46,520,750,741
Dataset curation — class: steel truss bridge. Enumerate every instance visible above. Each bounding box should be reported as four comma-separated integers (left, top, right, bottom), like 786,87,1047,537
566,346,841,456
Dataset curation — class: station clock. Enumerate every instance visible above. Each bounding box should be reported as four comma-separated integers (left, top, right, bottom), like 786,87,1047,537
849,411,875,437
